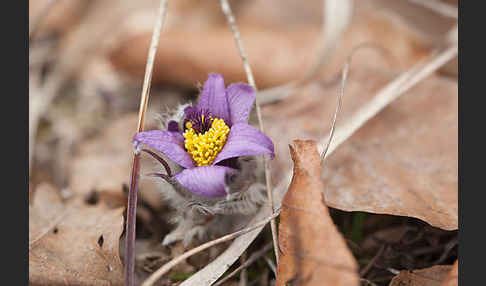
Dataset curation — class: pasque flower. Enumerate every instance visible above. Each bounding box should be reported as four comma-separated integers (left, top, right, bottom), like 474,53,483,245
133,74,274,198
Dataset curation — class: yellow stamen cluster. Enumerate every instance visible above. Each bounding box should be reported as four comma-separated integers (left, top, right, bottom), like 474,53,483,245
183,118,230,166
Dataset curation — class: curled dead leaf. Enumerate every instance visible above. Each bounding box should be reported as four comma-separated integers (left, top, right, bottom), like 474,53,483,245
276,140,359,286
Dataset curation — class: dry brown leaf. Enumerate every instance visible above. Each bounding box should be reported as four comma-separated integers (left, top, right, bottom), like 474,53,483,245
68,114,137,196
275,140,359,286
108,5,431,89
389,265,454,286
440,260,458,286
68,113,166,209
29,0,90,36
109,27,320,89
321,74,457,230
264,64,457,230
29,183,125,285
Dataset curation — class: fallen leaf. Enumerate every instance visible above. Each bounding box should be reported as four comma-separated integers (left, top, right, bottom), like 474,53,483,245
29,183,125,285
264,65,457,230
108,2,432,89
275,140,359,286
68,114,137,196
440,260,458,286
109,27,320,89
29,0,90,36
68,113,165,210
321,74,457,230
389,265,453,286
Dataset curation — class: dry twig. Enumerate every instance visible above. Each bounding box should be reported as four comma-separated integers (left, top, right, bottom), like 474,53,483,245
141,211,281,286
213,243,273,286
320,42,396,163
360,245,385,277
124,1,168,285
219,0,279,263
320,54,347,163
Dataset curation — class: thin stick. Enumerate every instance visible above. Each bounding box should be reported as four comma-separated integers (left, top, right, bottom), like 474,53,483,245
320,57,347,163
359,245,385,277
213,243,273,286
321,42,391,163
124,1,168,286
263,255,277,276
258,43,395,106
136,0,168,132
141,211,281,286
219,0,279,264
318,44,458,158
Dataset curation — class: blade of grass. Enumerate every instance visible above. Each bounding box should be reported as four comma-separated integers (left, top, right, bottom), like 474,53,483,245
124,1,168,286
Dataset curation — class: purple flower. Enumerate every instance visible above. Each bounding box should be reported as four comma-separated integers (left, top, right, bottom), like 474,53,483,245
133,74,274,198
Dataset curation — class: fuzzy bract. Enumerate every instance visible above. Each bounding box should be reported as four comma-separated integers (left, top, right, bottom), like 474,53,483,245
133,73,274,198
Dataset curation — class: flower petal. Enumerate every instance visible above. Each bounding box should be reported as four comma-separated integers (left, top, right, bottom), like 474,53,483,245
213,123,275,164
133,130,195,168
174,166,236,198
226,83,256,125
167,120,180,132
198,73,230,123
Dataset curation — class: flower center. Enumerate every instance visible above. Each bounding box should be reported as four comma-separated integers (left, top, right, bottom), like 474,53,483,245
183,117,230,166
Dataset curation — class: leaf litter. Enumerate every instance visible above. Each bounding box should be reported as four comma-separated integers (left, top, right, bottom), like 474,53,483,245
29,183,125,285
29,0,458,285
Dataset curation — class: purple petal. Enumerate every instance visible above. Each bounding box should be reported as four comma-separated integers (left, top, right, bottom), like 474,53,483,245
198,74,230,123
213,123,275,164
174,166,237,198
226,83,256,125
133,130,195,169
167,120,180,132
